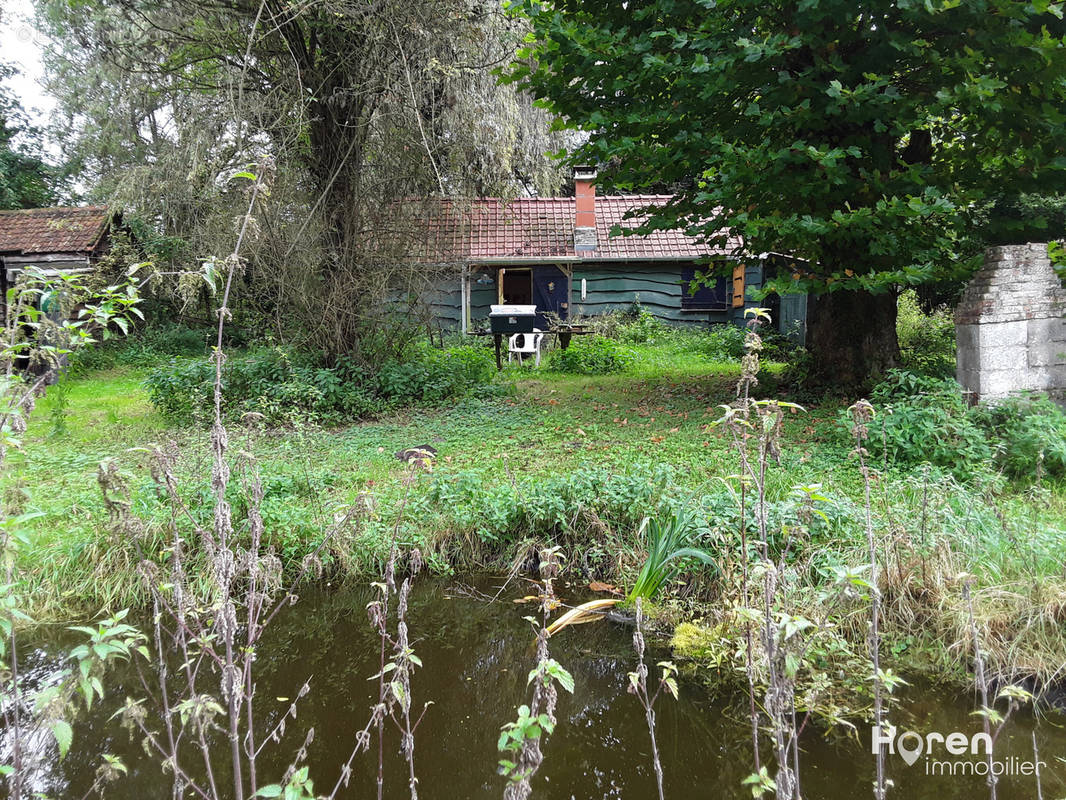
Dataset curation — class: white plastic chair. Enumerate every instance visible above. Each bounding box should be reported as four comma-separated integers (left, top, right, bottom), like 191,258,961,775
508,329,544,366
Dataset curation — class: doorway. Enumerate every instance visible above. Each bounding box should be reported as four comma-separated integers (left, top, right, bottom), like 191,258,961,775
500,269,533,305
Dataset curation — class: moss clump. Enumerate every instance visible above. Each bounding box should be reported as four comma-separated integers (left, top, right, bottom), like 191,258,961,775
671,621,736,668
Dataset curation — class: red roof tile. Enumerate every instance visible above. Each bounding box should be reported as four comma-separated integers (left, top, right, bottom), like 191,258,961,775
421,196,740,262
0,206,112,256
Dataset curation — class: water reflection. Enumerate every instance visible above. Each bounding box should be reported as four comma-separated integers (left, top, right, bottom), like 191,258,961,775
10,577,1066,799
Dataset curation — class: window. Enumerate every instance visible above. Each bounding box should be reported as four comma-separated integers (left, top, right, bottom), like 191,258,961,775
680,265,729,311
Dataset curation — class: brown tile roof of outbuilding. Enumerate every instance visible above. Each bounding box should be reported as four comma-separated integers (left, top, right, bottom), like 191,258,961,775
421,196,740,263
0,206,112,256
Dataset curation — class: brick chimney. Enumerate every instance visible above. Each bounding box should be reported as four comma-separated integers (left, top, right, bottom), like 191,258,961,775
573,166,597,251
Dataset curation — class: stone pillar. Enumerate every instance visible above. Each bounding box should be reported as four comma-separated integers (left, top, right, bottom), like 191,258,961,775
955,243,1066,404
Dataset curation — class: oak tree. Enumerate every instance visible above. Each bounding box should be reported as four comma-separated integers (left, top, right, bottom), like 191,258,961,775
510,0,1066,383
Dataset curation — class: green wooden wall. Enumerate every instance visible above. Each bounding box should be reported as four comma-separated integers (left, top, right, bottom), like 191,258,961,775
571,264,729,325
735,259,808,345
423,278,496,331
425,260,807,339
424,281,459,329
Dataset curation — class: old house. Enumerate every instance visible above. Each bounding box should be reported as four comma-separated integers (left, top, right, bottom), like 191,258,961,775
0,206,117,377
0,206,115,291
422,169,807,342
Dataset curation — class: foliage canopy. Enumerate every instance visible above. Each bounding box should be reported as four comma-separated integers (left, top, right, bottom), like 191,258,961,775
509,0,1066,297
35,0,567,360
0,63,60,209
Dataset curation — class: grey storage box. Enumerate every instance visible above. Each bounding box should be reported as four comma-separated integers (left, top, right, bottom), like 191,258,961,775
489,304,537,334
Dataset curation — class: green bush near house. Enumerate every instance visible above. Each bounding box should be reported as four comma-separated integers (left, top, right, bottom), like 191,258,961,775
377,344,495,403
857,369,1066,483
145,343,495,424
614,306,665,344
696,323,799,365
897,289,956,378
760,328,802,363
698,323,747,362
546,336,631,374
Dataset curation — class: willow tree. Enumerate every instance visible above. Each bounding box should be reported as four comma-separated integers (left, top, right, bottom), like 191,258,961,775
36,0,565,359
0,63,63,209
509,0,1066,384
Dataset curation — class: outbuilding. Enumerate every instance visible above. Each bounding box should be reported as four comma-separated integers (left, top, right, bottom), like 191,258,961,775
421,170,807,343
0,205,115,290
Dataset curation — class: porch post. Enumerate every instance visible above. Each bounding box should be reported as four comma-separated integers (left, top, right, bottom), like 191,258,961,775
560,263,573,320
460,264,469,334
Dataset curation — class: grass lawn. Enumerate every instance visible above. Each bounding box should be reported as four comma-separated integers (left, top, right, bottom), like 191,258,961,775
9,348,846,568
0,346,806,606
6,339,1066,698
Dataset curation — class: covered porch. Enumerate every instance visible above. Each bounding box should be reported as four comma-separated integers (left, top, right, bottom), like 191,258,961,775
458,261,576,335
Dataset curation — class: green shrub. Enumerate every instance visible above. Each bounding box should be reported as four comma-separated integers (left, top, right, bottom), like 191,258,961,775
144,356,215,420
145,343,494,425
861,370,1066,483
377,344,494,403
869,369,965,409
67,342,120,374
897,289,956,378
859,370,992,479
121,323,208,364
546,336,631,374
615,306,665,344
699,323,747,362
695,322,799,364
968,395,1066,480
70,322,209,375
760,328,802,363
420,462,677,544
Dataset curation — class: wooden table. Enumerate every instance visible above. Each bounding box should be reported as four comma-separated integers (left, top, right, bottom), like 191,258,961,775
551,325,592,350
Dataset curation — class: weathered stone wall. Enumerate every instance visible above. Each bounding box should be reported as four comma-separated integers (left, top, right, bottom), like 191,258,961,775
955,243,1066,403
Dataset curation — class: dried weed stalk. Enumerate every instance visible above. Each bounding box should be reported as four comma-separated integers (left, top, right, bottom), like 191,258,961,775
497,547,574,800
627,598,679,800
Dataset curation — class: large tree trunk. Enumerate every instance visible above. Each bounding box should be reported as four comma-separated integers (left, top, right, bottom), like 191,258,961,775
805,289,899,390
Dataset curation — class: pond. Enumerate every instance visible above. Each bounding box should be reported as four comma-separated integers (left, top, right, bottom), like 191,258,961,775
13,577,1066,799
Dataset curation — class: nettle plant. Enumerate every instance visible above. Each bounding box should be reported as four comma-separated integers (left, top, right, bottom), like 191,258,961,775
714,308,909,800
497,547,575,800
0,265,146,798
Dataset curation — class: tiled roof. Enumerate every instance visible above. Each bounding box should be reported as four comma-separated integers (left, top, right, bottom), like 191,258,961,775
0,206,112,256
422,196,740,262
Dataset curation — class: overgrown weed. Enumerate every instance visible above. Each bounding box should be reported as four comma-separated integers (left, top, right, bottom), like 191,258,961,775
6,323,1066,709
